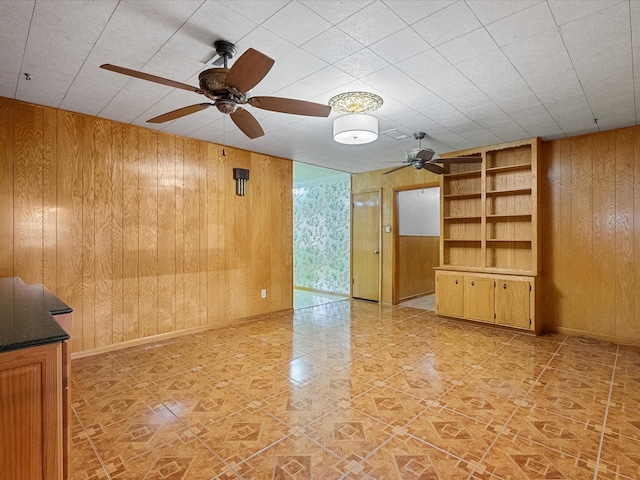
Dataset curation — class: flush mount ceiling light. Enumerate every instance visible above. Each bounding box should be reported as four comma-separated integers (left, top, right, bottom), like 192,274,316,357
329,92,383,145
333,114,379,145
328,91,383,114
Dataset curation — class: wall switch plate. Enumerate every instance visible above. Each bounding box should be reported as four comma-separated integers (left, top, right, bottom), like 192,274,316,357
261,289,267,298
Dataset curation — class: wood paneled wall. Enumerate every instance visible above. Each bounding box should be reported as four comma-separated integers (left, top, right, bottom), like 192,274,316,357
0,97,293,354
396,236,439,301
541,126,640,343
352,167,440,303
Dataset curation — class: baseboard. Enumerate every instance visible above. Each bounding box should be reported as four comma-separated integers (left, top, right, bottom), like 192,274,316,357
397,291,435,302
544,325,640,347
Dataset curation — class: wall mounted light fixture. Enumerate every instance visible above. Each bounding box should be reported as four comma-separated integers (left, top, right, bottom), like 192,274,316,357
233,168,249,196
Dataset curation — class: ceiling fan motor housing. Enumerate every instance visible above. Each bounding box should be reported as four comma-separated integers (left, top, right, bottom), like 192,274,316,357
405,148,435,162
199,68,230,98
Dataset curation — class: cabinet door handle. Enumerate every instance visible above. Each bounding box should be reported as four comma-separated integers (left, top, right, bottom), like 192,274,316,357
455,279,458,285
471,281,474,286
373,249,379,254
503,283,507,289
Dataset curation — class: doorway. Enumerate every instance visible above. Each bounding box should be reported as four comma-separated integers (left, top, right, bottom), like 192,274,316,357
292,163,350,309
351,189,381,301
394,185,440,307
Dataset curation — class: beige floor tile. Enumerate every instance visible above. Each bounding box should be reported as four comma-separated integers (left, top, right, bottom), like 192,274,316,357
597,434,640,479
196,408,291,467
233,431,348,479
357,434,477,479
405,406,501,460
506,406,603,458
349,386,428,428
105,433,228,479
87,405,190,464
301,407,395,461
478,433,596,479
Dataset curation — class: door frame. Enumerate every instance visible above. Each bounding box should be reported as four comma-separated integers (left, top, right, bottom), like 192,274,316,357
350,188,382,301
391,181,441,305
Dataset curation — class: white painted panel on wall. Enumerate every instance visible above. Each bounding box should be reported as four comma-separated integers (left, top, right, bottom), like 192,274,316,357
398,187,440,236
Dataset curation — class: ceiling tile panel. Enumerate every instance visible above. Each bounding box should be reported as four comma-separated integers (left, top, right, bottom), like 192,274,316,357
369,27,431,63
396,48,450,78
234,26,297,61
217,0,288,24
79,0,204,78
18,0,119,106
559,2,634,119
412,1,481,47
336,1,407,46
466,0,542,26
485,120,531,141
333,48,389,78
261,2,331,46
302,27,364,63
275,48,328,80
301,0,374,24
362,66,434,102
486,1,556,47
548,0,625,26
95,88,160,124
436,28,499,65
456,50,524,90
59,75,124,116
0,0,34,97
384,0,456,24
417,66,482,101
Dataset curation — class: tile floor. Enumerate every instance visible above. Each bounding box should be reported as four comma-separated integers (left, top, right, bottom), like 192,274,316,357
399,293,435,311
70,301,640,479
293,288,349,310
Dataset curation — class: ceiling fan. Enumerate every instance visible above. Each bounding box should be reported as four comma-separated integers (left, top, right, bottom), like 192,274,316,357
100,40,331,139
384,132,481,175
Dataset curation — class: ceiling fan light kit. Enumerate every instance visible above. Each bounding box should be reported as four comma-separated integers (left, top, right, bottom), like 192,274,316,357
333,113,379,145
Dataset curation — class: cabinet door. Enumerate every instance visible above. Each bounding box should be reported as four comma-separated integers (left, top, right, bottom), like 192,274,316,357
435,271,464,317
0,343,63,480
495,279,531,329
464,276,494,322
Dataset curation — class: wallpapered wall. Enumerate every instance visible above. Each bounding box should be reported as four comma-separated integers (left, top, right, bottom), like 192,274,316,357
293,177,350,294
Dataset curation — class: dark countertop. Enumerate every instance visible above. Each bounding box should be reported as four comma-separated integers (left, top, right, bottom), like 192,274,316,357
0,277,71,353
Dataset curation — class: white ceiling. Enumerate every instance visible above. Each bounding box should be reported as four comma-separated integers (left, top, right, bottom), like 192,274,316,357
1,0,637,174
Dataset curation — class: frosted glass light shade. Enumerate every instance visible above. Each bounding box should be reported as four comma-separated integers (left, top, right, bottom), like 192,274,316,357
333,114,378,145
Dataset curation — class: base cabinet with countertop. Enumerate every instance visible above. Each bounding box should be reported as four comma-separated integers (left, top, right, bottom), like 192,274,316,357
0,278,71,480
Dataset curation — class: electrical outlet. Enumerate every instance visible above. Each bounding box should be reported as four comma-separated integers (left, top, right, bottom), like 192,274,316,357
261,289,267,298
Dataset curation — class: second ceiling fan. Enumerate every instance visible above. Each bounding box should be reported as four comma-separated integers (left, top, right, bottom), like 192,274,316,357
101,40,331,139
384,132,481,175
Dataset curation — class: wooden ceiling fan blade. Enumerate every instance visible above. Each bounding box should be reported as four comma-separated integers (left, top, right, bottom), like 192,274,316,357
224,48,275,93
383,164,411,175
100,64,201,93
230,108,265,139
435,156,482,164
148,103,213,123
248,96,331,117
423,163,446,174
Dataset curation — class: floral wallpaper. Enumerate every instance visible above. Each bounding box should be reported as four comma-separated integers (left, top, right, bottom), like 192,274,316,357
293,177,350,294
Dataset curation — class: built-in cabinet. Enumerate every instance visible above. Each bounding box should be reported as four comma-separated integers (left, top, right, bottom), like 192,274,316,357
436,138,540,333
